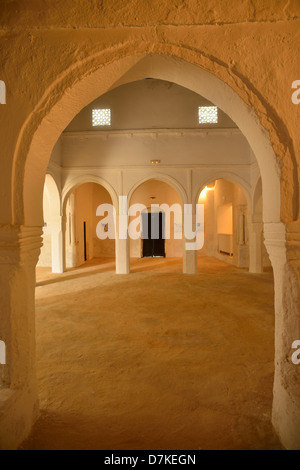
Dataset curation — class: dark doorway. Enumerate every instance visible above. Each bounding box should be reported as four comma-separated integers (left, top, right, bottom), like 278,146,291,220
83,221,87,261
142,212,165,258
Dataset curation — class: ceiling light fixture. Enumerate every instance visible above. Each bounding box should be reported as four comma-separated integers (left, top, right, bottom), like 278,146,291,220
199,185,215,200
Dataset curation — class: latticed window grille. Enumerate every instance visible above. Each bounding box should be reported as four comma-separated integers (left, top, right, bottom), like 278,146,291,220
92,109,111,126
198,106,218,124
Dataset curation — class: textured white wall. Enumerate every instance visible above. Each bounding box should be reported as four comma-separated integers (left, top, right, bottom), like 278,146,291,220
65,79,237,132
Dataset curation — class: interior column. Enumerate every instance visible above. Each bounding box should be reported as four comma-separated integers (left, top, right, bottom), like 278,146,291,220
115,197,130,274
183,202,198,274
64,193,77,269
265,222,300,449
0,225,42,449
249,221,263,273
115,237,130,274
51,215,63,273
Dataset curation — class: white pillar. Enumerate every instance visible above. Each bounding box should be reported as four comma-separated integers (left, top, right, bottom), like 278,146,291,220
116,237,130,274
183,201,198,274
183,241,198,274
115,200,130,274
0,225,42,449
51,216,63,273
249,221,263,273
65,193,77,269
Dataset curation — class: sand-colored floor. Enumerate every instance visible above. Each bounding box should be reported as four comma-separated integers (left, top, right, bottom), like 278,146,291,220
21,256,282,450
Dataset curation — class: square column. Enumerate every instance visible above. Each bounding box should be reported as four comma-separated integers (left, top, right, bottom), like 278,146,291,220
64,193,77,270
51,216,63,273
183,240,198,274
182,202,201,274
249,222,263,273
115,201,130,274
0,225,42,449
115,237,130,274
265,222,300,450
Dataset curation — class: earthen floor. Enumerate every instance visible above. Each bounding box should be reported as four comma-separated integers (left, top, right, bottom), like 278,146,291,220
21,257,282,449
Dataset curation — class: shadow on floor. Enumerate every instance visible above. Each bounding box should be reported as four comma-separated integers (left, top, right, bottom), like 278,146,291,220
36,257,272,287
28,256,278,450
36,259,116,286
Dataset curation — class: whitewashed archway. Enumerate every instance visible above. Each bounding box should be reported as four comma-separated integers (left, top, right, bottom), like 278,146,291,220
128,173,188,206
39,174,63,273
62,175,117,270
10,50,299,448
62,174,118,213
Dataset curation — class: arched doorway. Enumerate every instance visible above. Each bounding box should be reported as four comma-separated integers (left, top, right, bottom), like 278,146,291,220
141,209,166,258
128,178,185,273
196,178,252,269
5,53,299,449
62,182,116,270
37,174,63,274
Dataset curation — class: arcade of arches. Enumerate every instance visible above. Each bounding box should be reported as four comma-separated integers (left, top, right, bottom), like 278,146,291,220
0,2,300,450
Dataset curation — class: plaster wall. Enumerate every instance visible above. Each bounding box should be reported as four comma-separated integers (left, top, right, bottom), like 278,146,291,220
61,130,252,169
65,79,237,132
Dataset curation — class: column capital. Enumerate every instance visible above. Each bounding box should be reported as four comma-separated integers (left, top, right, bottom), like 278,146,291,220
285,221,300,262
0,225,43,266
263,222,286,267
